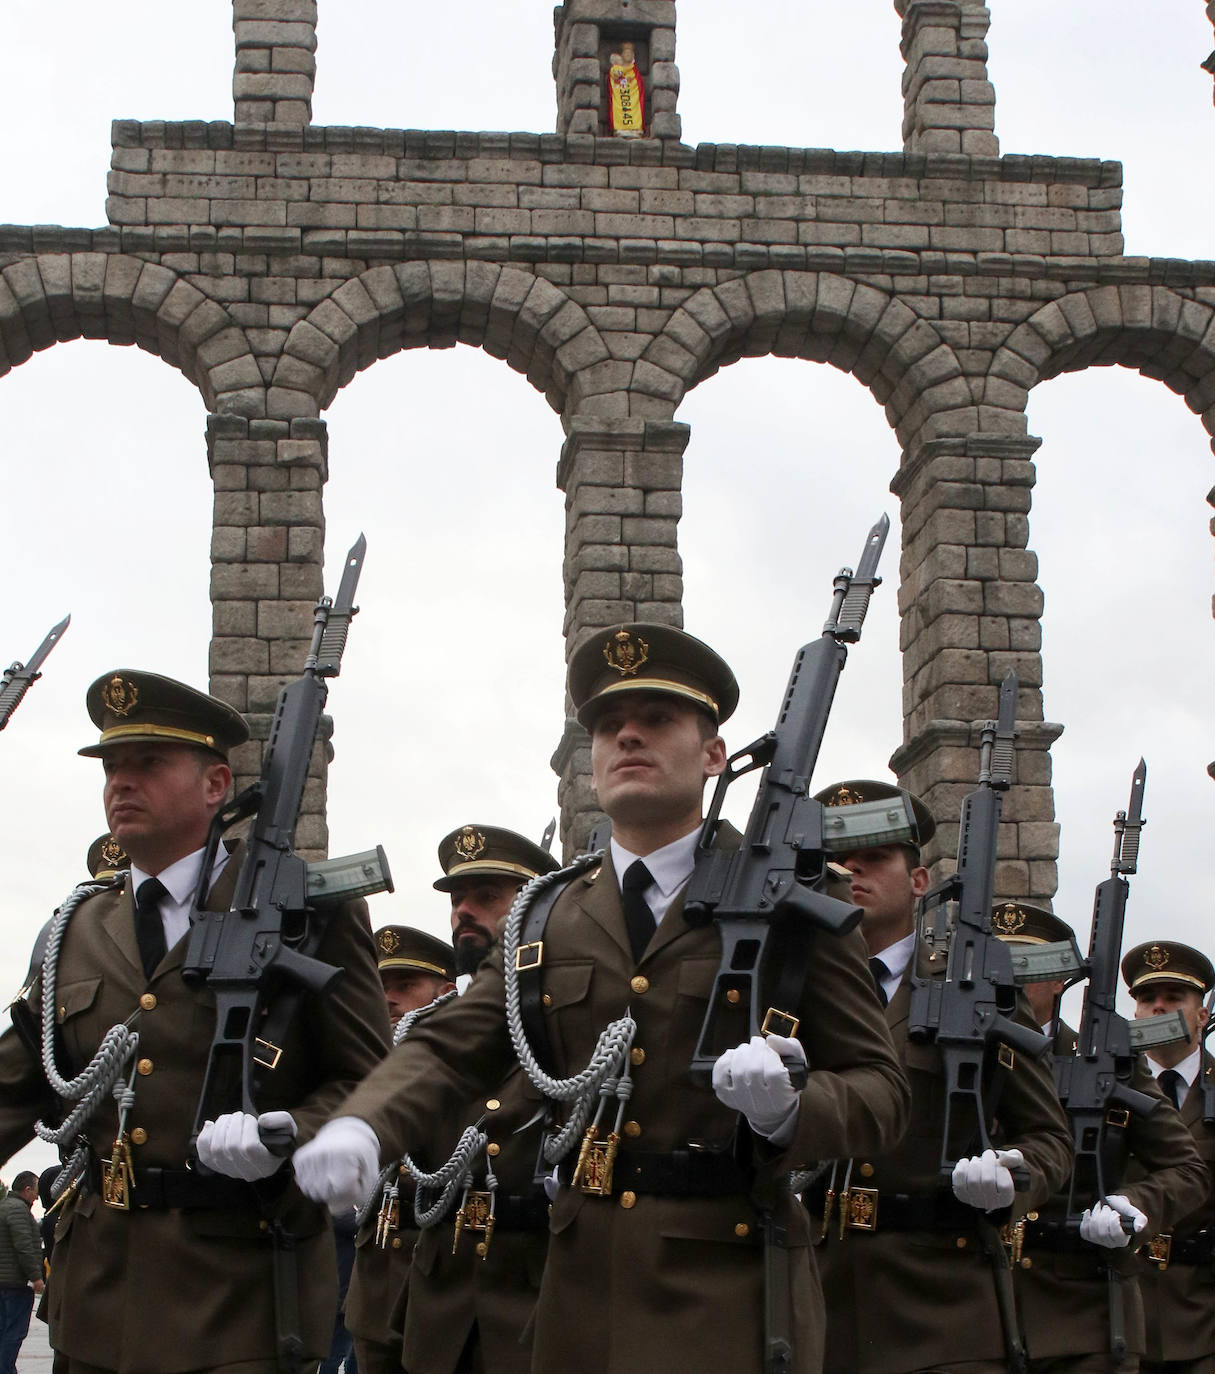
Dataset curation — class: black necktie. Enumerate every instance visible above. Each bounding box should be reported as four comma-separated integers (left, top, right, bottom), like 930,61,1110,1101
868,956,890,1008
621,860,655,964
1159,1068,1185,1110
135,877,168,979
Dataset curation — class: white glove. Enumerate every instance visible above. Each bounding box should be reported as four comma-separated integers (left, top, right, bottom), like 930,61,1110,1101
951,1148,1024,1211
712,1034,805,1139
1079,1195,1147,1249
292,1116,381,1211
196,1110,296,1181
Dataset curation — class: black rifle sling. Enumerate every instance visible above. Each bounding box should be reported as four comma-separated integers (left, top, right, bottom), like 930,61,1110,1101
516,871,580,1080
764,913,817,1044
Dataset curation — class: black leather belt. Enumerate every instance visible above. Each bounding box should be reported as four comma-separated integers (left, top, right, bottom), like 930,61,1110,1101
1023,1218,1093,1254
609,1148,749,1198
88,1157,286,1211
491,1193,549,1232
806,1181,979,1234
1158,1232,1214,1266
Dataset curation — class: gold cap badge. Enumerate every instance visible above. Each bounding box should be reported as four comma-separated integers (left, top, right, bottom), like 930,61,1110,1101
1145,945,1171,972
603,630,648,678
454,827,487,862
825,784,864,807
101,837,126,868
377,929,400,957
992,903,1027,936
101,675,139,717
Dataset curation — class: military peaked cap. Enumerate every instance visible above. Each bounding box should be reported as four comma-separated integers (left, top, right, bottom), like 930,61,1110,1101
433,825,561,893
1122,941,1215,995
990,901,1074,945
87,833,129,880
79,669,249,760
813,778,936,852
373,925,457,982
568,622,738,728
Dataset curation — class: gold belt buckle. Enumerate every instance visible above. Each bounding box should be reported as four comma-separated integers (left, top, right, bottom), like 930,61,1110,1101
571,1127,620,1198
1146,1233,1172,1269
102,1133,134,1211
254,1038,283,1071
1002,1217,1026,1266
761,1007,800,1038
452,1190,496,1259
844,1186,878,1232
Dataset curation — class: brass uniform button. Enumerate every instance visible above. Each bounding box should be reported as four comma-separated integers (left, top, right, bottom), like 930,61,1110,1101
955,1237,967,1249
619,1191,637,1209
487,1143,501,1157
542,993,552,1007
392,1237,403,1250
726,989,741,1005
259,1220,270,1232
486,1099,501,1112
140,993,157,1011
1026,1211,1039,1222
399,1164,409,1177
859,1162,875,1178
476,1241,488,1257
57,1008,65,1023
630,1047,646,1066
136,1059,154,1076
130,1127,148,1146
734,1222,750,1238
1020,1257,1032,1269
623,1121,641,1139
630,976,649,995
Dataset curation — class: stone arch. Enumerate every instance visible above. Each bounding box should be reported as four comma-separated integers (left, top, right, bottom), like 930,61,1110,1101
0,254,264,415
643,270,975,447
270,263,612,419
988,285,1215,453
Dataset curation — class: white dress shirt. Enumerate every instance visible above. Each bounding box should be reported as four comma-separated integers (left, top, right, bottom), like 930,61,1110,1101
872,930,916,1004
1147,1043,1201,1100
130,844,231,951
610,827,700,928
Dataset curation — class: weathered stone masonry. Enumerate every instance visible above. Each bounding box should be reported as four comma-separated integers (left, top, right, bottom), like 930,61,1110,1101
2,0,1214,898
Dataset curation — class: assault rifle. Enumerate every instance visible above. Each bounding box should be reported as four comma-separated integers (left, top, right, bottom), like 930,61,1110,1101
1055,761,1188,1220
684,513,889,1084
182,535,392,1150
908,671,1051,1174
908,672,1047,1374
0,615,70,731
1051,761,1187,1366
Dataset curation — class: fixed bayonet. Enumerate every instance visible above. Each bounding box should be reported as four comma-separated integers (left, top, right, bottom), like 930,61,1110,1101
0,614,70,731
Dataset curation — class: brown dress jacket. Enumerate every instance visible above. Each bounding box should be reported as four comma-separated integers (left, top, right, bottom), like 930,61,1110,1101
339,844,911,1374
1125,1049,1215,1365
0,847,390,1374
401,1064,548,1374
814,974,1074,1374
1014,1022,1209,1364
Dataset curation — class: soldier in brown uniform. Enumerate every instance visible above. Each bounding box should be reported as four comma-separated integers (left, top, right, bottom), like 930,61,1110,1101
995,906,1207,1374
345,925,457,1374
808,779,1074,1374
0,670,390,1374
293,624,910,1374
1122,942,1215,1374
400,826,558,1374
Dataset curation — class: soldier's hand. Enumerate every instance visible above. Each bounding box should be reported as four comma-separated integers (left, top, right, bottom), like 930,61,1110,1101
292,1116,381,1210
711,1034,805,1139
1079,1195,1147,1248
197,1111,296,1181
951,1148,1023,1211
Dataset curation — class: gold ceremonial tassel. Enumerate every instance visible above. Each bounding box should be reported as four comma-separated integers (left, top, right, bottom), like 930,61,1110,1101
820,1162,839,1243
838,1160,855,1242
451,1198,468,1254
476,1210,496,1261
569,1124,600,1191
102,1132,134,1211
375,1187,399,1249
576,1131,621,1197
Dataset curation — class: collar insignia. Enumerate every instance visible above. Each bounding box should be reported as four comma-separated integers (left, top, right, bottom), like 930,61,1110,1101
454,827,486,862
102,674,139,717
603,630,648,678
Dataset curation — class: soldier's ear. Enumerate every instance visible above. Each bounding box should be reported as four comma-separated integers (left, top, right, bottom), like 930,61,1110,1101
703,735,727,778
909,864,931,899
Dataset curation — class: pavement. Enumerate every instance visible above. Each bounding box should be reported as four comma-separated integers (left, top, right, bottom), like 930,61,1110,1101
17,1318,51,1372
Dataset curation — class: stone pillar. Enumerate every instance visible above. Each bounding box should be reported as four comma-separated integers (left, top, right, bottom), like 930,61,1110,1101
894,0,998,157
553,0,681,140
889,434,1062,905
207,413,330,856
233,0,317,127
552,415,688,852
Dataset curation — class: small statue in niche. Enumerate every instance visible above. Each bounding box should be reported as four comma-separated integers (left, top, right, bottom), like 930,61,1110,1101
607,41,645,137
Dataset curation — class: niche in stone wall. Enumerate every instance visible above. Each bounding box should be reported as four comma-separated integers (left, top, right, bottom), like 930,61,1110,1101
597,29,650,137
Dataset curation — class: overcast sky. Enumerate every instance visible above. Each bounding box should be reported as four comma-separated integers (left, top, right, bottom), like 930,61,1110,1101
3,2,1214,1179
